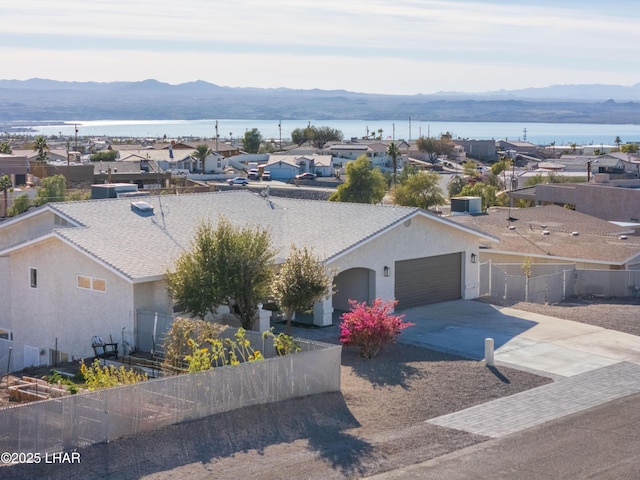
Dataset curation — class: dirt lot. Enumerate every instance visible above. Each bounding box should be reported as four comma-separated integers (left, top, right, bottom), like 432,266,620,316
3,298,639,479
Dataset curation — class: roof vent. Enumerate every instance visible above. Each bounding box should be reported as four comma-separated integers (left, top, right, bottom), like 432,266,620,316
571,231,579,236
542,230,550,235
508,225,516,230
619,235,628,240
131,201,154,213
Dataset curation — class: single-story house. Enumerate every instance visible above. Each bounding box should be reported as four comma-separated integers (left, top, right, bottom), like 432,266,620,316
265,154,336,179
0,191,495,372
449,205,640,270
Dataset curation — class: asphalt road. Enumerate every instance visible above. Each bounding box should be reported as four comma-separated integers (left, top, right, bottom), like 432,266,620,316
368,392,640,480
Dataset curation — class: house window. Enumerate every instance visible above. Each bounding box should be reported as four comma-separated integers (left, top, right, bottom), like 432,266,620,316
30,268,38,288
92,278,106,292
0,328,12,342
77,275,107,292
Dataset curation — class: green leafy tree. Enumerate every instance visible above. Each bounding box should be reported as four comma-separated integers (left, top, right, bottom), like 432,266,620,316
166,221,222,320
457,183,498,211
32,135,50,163
242,128,263,154
0,142,11,154
308,125,343,149
34,174,66,206
491,158,512,176
0,175,12,217
447,175,466,198
216,218,275,329
166,217,276,329
90,150,118,162
386,141,401,185
621,143,638,153
291,127,308,147
416,135,453,163
392,171,445,210
192,144,211,173
462,161,480,178
7,193,30,217
272,245,332,334
329,155,386,204
524,172,570,187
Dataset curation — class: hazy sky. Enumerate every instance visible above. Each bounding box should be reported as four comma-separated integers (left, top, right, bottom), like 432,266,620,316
3,1,639,95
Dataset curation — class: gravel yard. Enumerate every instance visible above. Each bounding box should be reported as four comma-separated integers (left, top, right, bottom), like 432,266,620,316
4,297,638,479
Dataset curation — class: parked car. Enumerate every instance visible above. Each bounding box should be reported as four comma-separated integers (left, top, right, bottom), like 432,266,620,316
227,177,248,185
295,172,316,180
262,171,271,181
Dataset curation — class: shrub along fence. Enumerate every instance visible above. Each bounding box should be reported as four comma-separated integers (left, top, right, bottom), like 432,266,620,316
0,330,341,454
480,262,640,304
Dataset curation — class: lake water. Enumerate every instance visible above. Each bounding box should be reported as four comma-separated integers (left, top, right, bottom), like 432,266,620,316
24,119,640,147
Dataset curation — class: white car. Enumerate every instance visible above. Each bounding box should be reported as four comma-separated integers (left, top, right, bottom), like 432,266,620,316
227,177,248,186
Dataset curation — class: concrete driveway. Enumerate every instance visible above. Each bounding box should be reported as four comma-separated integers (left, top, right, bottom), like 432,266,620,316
397,300,640,378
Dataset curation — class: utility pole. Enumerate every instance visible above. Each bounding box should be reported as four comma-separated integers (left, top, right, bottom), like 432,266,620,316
408,116,411,141
215,120,219,151
278,120,282,150
392,123,395,141
74,124,78,152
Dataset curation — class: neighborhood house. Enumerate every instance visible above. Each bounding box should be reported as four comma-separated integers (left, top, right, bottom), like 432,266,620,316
0,191,495,373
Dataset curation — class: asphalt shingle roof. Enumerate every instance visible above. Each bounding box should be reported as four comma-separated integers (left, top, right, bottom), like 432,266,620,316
48,191,424,280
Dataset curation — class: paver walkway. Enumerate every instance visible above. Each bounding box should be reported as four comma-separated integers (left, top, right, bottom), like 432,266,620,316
428,361,640,438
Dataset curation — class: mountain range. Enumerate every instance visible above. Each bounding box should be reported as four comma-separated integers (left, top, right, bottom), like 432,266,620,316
1,79,639,124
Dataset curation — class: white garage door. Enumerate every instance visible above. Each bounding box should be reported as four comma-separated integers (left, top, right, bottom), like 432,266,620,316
395,253,462,308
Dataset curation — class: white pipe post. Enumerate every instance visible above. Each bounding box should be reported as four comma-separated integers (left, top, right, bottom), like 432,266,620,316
485,338,495,367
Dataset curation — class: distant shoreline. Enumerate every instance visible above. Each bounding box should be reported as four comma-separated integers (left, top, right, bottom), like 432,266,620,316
4,119,638,146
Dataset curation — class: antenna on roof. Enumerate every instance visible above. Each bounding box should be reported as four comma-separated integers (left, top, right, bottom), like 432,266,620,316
155,163,166,229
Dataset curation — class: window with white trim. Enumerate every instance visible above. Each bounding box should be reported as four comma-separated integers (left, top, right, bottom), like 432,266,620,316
77,275,107,293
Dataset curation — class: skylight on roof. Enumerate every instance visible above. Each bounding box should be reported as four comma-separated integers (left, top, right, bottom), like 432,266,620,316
131,201,154,213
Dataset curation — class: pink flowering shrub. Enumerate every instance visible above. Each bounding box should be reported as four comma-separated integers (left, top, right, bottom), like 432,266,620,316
339,298,414,359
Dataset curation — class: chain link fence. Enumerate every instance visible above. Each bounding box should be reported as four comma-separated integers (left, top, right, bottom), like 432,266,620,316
481,262,640,304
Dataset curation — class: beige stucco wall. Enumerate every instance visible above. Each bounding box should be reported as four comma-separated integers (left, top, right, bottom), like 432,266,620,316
0,210,59,251
328,214,481,307
8,238,135,370
133,280,173,314
535,183,640,222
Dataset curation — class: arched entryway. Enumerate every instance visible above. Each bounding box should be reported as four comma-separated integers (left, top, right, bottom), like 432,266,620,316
333,267,376,312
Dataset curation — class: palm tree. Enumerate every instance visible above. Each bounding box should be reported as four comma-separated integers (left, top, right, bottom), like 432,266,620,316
386,142,401,185
192,144,211,173
0,175,12,217
32,135,50,164
615,136,622,152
